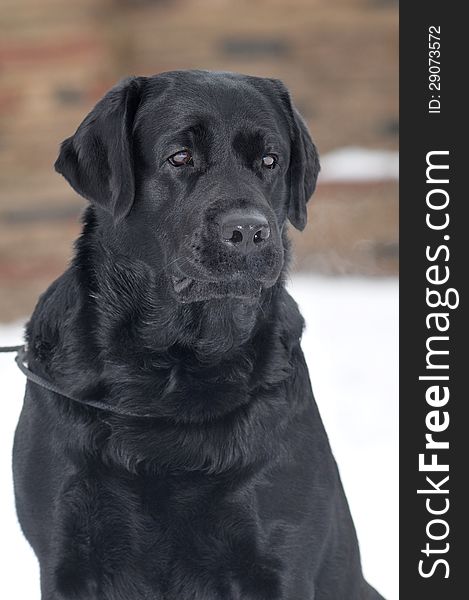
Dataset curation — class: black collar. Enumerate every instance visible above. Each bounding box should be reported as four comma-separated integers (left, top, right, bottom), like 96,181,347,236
1,344,155,418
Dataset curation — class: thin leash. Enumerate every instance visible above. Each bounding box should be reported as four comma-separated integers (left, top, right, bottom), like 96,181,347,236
0,344,154,418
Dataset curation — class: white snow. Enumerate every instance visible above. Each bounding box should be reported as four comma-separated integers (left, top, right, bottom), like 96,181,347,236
0,275,398,599
319,146,399,183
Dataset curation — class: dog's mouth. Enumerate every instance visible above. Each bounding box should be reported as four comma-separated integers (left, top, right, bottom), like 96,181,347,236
171,274,262,303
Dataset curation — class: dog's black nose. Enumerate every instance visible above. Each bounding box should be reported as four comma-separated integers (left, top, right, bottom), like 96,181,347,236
220,210,271,254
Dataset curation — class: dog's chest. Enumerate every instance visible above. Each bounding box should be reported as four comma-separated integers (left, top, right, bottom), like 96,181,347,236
69,470,285,600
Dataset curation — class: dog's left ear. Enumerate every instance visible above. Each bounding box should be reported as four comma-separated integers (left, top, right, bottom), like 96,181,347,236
287,107,320,231
267,80,320,231
54,77,145,222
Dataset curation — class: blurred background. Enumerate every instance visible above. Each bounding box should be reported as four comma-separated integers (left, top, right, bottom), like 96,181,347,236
0,0,398,598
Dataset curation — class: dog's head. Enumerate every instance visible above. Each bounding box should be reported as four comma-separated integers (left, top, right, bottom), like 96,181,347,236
55,71,320,303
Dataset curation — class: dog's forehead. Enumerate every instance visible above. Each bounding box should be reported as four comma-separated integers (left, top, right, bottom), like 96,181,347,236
138,71,286,135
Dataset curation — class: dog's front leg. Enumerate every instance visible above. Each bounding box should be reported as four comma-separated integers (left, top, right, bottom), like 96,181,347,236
39,475,100,600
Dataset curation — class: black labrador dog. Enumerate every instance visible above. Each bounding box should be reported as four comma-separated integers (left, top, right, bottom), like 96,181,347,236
13,70,384,600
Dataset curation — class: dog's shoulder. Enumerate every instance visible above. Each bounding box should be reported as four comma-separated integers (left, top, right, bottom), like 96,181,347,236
26,271,76,357
25,263,99,383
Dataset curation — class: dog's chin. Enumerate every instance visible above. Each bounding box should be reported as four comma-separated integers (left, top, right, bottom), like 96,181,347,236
170,275,266,304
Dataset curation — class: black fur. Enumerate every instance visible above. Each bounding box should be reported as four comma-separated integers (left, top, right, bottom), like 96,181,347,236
13,70,384,599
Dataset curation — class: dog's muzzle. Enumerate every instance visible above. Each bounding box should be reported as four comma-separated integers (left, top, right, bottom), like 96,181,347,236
169,205,284,303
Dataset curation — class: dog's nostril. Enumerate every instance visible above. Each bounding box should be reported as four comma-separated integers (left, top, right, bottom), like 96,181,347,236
228,229,243,244
253,226,270,244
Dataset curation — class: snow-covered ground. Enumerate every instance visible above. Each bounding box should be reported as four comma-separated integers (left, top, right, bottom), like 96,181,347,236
0,275,398,599
319,146,399,182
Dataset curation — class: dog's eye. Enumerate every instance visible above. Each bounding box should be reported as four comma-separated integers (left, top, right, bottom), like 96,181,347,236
262,154,277,169
168,150,193,167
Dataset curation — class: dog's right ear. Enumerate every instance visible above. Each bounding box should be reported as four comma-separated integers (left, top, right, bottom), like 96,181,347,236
55,77,145,222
